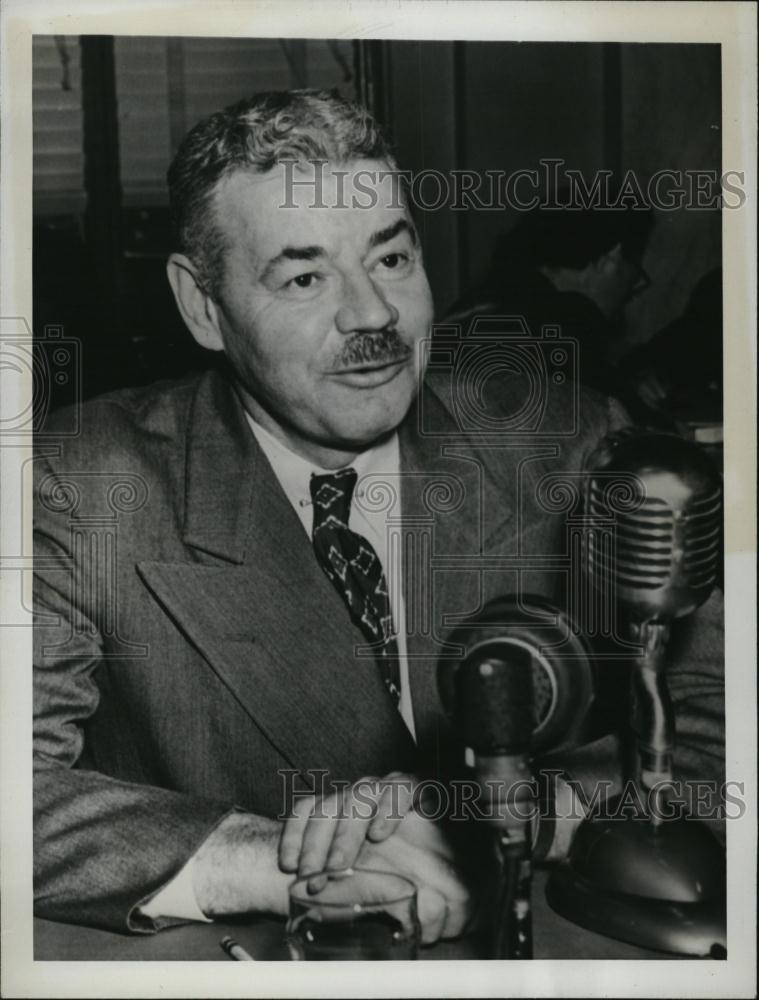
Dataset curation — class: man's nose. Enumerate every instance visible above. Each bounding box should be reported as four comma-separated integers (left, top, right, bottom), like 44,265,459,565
335,271,399,334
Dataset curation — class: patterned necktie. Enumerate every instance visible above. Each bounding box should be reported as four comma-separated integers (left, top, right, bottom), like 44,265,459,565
310,468,401,705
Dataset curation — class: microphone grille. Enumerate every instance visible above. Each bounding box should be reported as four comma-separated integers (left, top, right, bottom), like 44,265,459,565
586,431,722,620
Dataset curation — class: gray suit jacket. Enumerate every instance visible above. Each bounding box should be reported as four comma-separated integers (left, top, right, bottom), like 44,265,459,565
33,367,724,932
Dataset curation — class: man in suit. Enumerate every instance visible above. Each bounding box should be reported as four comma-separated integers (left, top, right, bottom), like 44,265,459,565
33,90,725,941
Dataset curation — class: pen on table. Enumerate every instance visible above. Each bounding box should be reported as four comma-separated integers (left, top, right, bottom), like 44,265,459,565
220,935,256,961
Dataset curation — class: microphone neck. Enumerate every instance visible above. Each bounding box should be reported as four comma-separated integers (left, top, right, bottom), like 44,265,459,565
628,620,676,797
628,619,671,657
471,751,534,841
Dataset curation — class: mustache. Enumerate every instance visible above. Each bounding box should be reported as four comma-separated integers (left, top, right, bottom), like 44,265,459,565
331,329,412,370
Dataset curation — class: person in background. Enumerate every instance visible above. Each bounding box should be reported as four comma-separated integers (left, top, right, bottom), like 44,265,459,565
445,201,655,418
626,267,722,427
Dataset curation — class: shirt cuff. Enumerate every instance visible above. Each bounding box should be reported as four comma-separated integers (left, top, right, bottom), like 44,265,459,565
139,853,213,923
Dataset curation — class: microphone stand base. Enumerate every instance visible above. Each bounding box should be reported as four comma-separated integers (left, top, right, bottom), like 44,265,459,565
545,807,726,957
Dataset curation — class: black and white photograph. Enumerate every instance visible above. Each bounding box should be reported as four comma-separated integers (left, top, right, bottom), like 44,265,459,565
0,1,756,997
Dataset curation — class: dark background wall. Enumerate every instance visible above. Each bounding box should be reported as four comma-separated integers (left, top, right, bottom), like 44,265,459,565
619,44,721,347
381,41,721,338
33,37,721,405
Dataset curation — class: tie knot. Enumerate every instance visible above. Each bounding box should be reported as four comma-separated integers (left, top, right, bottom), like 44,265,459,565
310,468,358,531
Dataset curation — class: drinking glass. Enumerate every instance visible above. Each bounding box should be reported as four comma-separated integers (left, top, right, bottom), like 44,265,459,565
286,867,420,960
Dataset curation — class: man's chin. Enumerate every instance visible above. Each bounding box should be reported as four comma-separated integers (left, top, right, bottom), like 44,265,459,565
330,384,418,448
326,418,404,455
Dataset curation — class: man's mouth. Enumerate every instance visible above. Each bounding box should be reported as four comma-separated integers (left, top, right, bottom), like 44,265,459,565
337,356,407,373
327,356,410,386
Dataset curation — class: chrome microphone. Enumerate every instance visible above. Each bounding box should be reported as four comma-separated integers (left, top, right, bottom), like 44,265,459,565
586,428,722,622
584,429,722,791
546,428,726,957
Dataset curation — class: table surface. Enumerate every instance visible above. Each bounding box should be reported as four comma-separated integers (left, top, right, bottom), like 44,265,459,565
34,871,670,961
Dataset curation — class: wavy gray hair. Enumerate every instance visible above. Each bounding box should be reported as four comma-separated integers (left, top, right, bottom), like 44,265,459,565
167,89,395,299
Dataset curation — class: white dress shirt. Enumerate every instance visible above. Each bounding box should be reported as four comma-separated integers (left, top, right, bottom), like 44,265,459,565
245,415,415,740
141,415,414,923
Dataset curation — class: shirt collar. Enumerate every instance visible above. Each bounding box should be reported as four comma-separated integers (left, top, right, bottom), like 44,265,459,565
244,411,400,510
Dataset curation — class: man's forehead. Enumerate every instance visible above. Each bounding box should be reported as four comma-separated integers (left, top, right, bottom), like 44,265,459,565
213,159,412,254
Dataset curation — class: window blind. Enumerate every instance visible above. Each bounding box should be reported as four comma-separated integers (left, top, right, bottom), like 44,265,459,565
114,37,356,207
32,35,86,215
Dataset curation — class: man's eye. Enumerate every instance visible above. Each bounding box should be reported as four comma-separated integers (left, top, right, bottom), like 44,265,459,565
287,273,318,289
380,253,407,269
374,252,412,278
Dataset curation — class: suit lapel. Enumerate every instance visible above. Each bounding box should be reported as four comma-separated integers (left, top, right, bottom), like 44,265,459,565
398,386,518,752
137,371,526,779
138,370,415,781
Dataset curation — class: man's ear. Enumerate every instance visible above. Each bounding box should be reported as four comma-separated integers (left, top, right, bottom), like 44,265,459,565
166,253,225,352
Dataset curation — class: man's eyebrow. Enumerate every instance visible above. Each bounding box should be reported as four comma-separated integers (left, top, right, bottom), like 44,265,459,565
260,220,416,282
368,218,417,250
261,244,325,282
